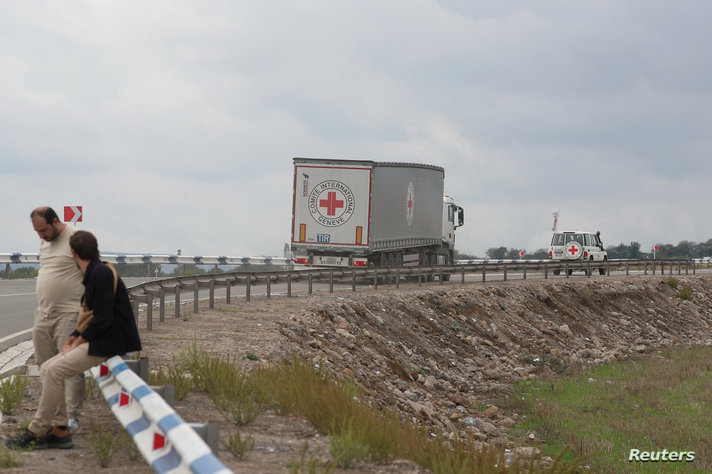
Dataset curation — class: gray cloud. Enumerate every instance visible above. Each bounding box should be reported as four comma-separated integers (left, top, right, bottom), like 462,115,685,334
2,1,711,258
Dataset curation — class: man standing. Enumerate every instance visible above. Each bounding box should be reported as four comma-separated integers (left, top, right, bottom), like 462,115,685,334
29,206,85,432
6,230,141,450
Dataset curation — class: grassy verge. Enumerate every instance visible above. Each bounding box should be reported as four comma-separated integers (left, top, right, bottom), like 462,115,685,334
177,341,580,473
505,345,712,472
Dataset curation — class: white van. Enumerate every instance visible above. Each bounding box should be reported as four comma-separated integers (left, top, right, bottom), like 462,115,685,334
549,231,608,275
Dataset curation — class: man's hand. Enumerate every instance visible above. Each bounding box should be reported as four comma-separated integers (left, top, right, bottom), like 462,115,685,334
62,335,87,354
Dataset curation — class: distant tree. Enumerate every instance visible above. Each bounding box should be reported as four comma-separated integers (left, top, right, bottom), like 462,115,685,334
10,266,38,279
629,241,641,259
505,248,525,259
454,249,478,260
486,247,508,259
115,264,162,278
527,248,550,259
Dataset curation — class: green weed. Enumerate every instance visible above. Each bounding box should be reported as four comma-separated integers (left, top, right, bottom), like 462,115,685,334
0,445,23,468
0,374,28,414
679,284,693,300
221,429,254,459
666,276,679,289
288,441,337,474
88,419,119,467
149,364,194,401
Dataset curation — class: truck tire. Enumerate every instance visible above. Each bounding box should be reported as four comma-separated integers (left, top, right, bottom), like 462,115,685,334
553,269,561,276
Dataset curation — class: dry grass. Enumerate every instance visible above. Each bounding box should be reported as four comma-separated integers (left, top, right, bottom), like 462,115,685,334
175,343,580,473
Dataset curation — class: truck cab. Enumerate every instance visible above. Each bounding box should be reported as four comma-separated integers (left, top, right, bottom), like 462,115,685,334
441,196,464,257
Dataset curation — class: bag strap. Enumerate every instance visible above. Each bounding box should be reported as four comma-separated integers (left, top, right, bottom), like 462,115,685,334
103,261,119,294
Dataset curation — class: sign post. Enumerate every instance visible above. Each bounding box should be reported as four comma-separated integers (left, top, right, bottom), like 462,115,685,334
652,244,658,260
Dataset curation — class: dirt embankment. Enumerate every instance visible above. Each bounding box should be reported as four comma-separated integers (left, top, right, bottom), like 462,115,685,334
279,274,712,443
4,274,711,473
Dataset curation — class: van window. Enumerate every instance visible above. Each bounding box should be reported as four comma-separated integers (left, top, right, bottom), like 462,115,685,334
565,234,583,244
584,234,593,246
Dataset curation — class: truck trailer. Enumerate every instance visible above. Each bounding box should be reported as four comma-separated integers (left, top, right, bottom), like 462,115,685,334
291,158,464,271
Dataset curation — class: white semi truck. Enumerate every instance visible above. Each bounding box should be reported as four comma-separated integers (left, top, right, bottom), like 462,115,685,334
291,158,464,271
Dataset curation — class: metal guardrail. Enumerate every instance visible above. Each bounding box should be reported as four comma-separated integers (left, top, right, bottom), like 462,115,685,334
91,356,232,474
126,258,697,331
0,252,294,266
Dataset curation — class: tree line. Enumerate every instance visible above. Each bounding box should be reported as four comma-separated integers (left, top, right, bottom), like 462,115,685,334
455,238,712,261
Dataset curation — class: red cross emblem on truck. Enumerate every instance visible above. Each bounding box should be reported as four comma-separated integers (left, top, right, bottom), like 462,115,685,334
568,245,578,256
319,191,344,216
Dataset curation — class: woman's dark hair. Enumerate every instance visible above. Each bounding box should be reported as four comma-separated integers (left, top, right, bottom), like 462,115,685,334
69,231,100,260
30,207,60,225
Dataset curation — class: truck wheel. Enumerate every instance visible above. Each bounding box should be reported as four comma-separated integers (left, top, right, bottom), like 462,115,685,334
440,252,451,281
553,269,561,276
567,269,573,276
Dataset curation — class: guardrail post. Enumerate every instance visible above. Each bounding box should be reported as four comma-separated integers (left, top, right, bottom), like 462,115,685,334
396,269,401,288
544,265,548,279
606,261,610,276
439,268,444,285
652,262,656,275
352,270,356,292
246,275,251,302
523,264,527,280
308,274,313,295
461,267,465,283
287,274,292,297
482,265,486,282
146,295,153,331
266,275,272,299
503,266,507,281
418,268,422,286
373,271,378,290
125,358,149,383
565,264,570,278
225,279,231,304
193,281,199,313
188,422,221,454
678,262,681,275
131,299,140,325
586,262,591,278
4,263,9,279
159,288,165,323
330,271,334,293
644,262,648,275
625,263,629,276
174,284,180,318
209,279,215,309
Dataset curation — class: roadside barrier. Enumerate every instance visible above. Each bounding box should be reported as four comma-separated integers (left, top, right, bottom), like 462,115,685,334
91,356,232,474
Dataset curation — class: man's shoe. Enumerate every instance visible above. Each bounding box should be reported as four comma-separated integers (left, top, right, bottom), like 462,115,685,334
5,431,48,450
46,431,74,449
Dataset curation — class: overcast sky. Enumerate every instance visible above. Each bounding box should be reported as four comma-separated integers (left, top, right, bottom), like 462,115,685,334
3,1,711,258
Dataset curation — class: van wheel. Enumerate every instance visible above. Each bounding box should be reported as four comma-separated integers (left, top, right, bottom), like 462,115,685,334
599,258,608,275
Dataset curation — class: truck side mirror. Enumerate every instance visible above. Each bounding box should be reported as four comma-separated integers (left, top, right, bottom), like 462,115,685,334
457,207,464,227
